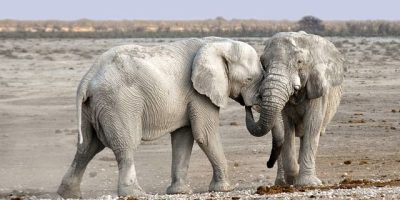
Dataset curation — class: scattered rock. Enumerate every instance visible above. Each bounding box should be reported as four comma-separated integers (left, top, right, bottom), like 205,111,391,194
391,109,397,113
390,126,396,130
89,171,97,177
344,160,352,165
230,122,239,126
341,172,348,178
55,129,62,134
359,160,369,165
233,162,239,167
348,119,366,123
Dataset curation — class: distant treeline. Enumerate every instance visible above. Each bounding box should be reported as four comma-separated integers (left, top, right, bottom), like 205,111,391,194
0,16,400,38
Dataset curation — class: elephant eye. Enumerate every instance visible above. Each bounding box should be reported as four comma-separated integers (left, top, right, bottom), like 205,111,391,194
244,77,253,84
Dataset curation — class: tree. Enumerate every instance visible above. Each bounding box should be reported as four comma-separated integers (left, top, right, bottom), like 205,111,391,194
298,16,325,34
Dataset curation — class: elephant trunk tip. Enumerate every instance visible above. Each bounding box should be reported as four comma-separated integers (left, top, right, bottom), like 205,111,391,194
266,159,276,168
266,145,282,168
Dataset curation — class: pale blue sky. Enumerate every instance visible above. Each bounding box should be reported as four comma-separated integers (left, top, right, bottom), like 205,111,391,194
1,0,399,20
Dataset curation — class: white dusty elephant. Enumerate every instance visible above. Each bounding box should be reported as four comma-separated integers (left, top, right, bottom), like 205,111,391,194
245,32,344,186
57,37,263,198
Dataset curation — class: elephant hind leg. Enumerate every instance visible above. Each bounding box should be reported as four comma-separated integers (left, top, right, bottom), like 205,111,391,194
99,110,144,197
58,117,105,199
113,149,144,197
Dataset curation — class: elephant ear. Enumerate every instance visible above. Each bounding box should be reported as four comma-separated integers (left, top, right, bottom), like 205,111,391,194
306,37,345,99
191,42,232,107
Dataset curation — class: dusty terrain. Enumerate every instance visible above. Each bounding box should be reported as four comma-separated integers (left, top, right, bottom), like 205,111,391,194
0,37,399,199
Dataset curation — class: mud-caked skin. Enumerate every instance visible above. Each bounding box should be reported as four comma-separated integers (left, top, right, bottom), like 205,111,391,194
57,37,263,198
245,31,344,186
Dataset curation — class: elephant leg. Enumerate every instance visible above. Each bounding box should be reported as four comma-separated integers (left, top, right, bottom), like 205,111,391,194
167,127,194,194
295,99,325,186
281,116,299,185
113,149,144,197
58,118,105,199
274,155,286,186
101,109,144,197
189,96,233,192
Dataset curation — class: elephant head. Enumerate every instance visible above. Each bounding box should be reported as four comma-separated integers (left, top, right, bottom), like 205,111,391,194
191,39,263,108
245,31,344,137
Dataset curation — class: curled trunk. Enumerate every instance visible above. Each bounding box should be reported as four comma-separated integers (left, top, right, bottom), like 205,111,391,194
245,81,290,137
245,70,291,167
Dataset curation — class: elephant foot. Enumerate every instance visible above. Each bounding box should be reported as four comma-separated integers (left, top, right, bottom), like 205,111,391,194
167,181,193,194
284,175,296,185
57,183,82,199
118,183,145,198
274,177,287,186
274,171,287,186
209,180,234,192
295,174,322,186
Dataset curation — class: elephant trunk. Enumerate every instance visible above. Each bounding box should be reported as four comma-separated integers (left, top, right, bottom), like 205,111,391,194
245,68,291,137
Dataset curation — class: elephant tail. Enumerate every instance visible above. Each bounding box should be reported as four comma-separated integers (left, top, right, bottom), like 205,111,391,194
76,78,90,145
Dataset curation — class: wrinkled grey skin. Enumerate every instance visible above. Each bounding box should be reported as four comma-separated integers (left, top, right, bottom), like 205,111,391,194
245,32,344,186
57,37,263,198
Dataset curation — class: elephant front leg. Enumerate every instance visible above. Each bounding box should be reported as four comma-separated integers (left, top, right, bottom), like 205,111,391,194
167,127,194,194
274,155,286,185
189,98,233,192
281,117,299,185
295,100,324,186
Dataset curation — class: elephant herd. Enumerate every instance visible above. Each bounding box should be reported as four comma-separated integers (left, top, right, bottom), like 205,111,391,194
57,31,345,198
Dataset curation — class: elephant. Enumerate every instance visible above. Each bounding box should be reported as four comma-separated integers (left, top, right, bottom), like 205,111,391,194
57,37,263,198
245,31,344,186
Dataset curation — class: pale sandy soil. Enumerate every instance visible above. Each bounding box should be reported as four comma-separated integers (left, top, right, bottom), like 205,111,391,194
0,37,399,199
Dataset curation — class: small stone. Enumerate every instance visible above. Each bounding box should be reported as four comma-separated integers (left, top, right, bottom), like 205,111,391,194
230,122,239,126
344,160,352,165
89,171,97,177
390,126,396,130
391,109,396,113
341,172,348,177
55,129,62,134
359,160,368,165
234,162,239,167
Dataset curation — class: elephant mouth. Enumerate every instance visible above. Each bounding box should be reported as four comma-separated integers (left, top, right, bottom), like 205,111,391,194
289,89,307,105
233,94,245,106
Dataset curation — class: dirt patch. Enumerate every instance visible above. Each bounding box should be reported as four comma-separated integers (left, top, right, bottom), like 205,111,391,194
256,178,400,195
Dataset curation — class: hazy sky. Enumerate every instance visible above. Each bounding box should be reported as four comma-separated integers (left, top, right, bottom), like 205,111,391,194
1,0,399,21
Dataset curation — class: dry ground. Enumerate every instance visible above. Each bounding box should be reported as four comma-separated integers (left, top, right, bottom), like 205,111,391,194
0,37,399,199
